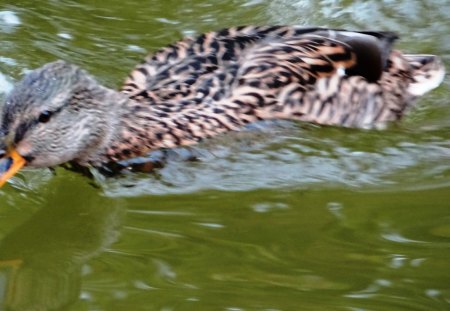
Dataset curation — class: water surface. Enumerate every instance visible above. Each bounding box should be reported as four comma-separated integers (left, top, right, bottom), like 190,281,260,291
0,1,449,310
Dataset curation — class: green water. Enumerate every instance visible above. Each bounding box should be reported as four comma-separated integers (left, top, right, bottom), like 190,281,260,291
0,0,449,310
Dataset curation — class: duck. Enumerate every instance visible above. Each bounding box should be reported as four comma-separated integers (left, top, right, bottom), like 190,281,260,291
0,25,445,187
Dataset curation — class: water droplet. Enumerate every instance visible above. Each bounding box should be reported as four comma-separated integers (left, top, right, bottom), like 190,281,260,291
0,11,20,26
57,32,73,40
251,202,289,213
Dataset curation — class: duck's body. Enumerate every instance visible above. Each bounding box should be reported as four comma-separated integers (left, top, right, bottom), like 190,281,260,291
0,26,445,186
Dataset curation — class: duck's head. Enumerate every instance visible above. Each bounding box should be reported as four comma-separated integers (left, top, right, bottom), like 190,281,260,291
0,61,120,186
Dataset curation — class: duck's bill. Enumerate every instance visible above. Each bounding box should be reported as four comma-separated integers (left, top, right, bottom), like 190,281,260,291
0,149,26,188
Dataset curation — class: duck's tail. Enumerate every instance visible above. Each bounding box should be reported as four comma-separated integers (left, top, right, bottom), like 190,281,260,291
403,54,446,97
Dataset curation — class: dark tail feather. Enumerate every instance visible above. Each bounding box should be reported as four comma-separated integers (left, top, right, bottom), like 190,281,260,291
340,31,398,83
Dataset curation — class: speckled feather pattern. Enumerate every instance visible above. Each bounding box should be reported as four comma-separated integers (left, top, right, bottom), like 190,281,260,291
103,26,428,163
0,25,445,169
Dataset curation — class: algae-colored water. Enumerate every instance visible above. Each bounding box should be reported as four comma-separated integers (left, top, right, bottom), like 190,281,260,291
0,1,449,310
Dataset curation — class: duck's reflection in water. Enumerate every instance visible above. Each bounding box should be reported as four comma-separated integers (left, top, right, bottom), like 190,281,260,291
0,176,124,310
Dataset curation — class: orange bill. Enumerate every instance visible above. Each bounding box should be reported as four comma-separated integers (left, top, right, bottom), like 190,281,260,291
0,149,26,188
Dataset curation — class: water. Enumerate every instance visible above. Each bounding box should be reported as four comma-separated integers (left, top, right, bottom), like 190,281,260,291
0,0,449,310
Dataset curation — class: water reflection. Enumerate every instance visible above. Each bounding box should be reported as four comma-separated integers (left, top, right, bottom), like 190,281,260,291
0,176,123,310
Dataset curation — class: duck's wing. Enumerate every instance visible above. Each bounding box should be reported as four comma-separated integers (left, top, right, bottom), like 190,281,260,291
116,30,411,153
120,26,398,109
227,31,409,128
120,26,388,96
120,26,298,95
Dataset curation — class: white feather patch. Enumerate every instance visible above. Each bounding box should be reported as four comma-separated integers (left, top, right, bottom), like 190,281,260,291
408,67,445,97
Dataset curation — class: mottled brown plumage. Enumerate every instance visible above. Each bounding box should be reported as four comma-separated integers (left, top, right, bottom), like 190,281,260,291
0,25,445,186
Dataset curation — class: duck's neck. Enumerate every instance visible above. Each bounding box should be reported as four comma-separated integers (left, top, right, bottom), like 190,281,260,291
98,95,180,164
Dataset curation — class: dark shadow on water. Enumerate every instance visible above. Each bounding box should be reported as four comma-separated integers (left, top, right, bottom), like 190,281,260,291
0,176,124,311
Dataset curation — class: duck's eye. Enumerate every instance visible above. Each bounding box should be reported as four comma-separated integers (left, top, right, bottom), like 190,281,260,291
38,111,53,123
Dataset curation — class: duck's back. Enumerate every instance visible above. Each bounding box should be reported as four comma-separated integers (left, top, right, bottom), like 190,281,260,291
120,26,444,129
